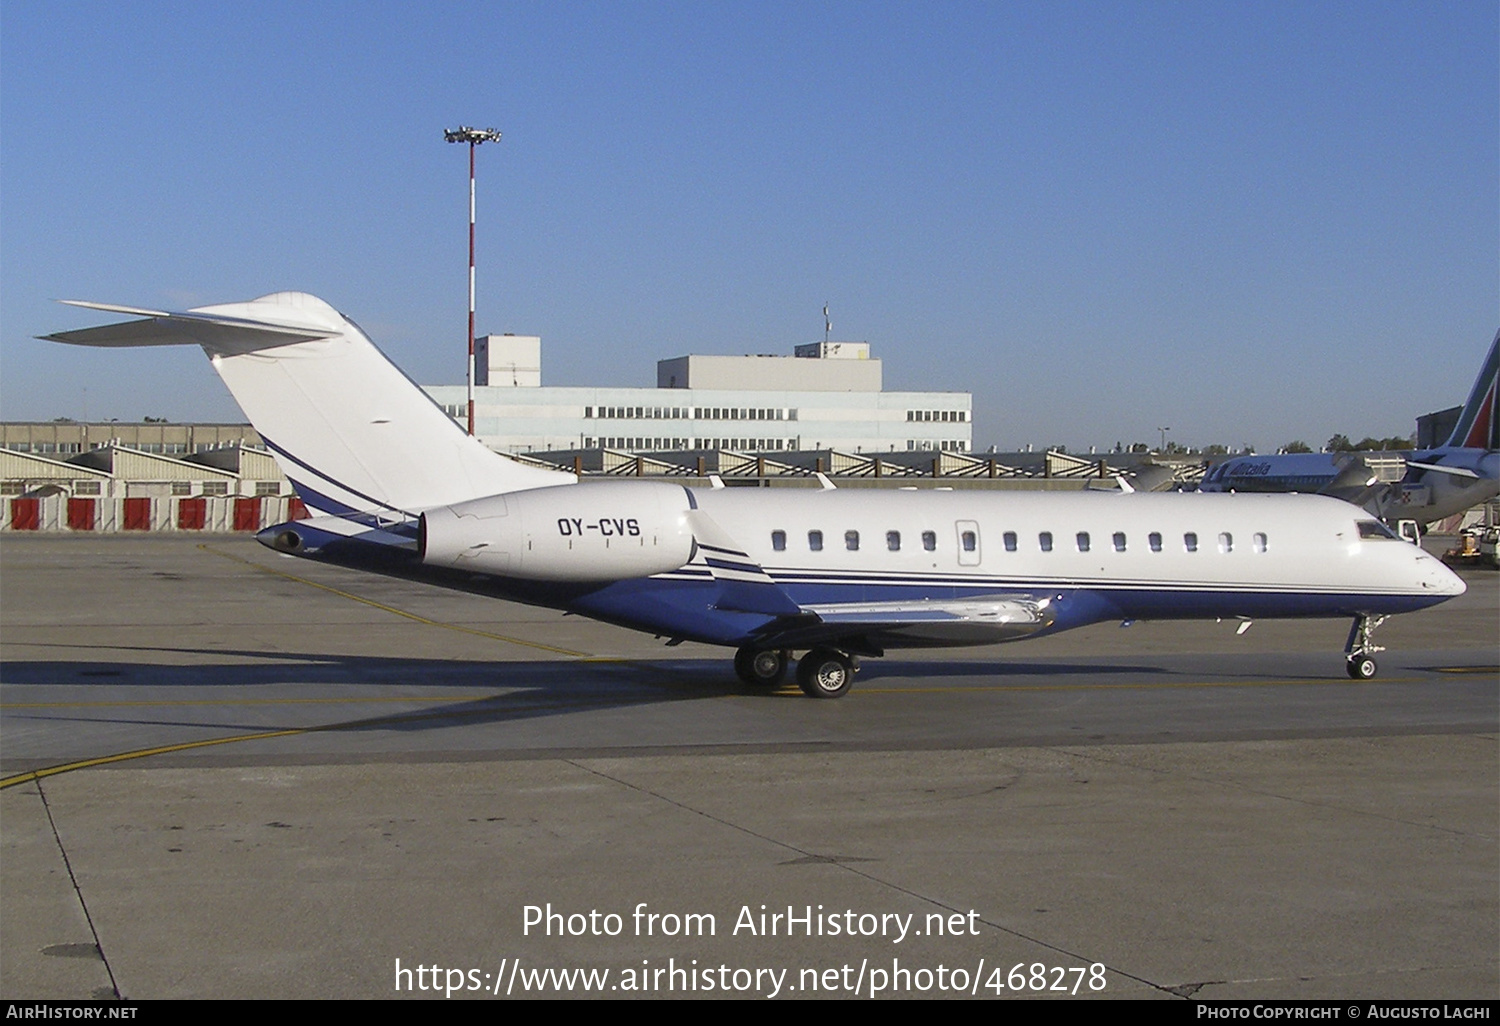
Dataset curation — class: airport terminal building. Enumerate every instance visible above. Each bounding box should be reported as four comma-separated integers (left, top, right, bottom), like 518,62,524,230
425,335,973,455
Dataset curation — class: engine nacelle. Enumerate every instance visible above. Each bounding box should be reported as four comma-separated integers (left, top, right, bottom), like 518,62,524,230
420,481,696,582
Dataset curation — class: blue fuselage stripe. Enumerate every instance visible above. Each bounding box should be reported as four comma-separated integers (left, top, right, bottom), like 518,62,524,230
262,434,410,516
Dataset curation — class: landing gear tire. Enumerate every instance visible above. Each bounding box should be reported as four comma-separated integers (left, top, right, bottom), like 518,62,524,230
797,648,854,699
1343,614,1387,682
734,647,787,688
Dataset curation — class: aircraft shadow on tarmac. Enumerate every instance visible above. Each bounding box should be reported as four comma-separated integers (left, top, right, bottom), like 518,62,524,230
0,642,1177,740
2,641,1170,690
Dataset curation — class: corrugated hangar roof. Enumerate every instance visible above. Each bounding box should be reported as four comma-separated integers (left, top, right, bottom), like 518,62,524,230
67,445,238,482
0,450,112,481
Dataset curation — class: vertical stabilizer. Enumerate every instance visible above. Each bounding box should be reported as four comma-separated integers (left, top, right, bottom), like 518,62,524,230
1442,330,1500,450
45,292,574,515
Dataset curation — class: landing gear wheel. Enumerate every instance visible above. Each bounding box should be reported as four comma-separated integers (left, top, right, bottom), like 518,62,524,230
797,648,854,699
1343,614,1387,682
734,647,787,688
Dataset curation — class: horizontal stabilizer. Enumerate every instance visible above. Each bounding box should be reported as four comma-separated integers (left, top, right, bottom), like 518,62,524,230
1405,460,1480,479
44,298,340,355
58,300,176,317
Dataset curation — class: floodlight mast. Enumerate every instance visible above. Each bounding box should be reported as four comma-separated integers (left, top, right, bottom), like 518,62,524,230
444,126,502,436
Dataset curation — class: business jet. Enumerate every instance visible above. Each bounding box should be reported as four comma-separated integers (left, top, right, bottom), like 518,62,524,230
1200,331,1500,525
44,292,1466,697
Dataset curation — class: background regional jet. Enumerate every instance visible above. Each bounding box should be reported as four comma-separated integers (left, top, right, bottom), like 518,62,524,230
45,293,1466,696
1200,331,1500,526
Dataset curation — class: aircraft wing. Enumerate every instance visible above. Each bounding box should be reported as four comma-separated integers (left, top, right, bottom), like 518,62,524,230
755,594,1057,650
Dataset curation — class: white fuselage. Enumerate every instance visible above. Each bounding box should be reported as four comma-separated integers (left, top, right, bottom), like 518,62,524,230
680,487,1461,611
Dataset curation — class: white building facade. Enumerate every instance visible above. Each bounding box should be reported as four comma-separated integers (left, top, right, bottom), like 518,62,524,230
426,335,973,454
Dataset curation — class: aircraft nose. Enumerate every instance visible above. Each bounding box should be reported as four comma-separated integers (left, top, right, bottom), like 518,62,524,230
1423,556,1466,597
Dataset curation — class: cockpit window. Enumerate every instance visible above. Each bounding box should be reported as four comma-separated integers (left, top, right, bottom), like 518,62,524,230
1357,520,1399,540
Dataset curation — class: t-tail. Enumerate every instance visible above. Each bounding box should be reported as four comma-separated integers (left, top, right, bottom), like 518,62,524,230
42,292,574,517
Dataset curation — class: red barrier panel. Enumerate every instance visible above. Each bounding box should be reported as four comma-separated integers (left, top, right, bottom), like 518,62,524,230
233,497,261,531
9,498,40,531
177,497,207,530
288,497,310,521
67,498,95,531
123,497,152,530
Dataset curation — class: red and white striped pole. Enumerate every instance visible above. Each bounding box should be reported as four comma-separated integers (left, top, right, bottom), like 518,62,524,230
445,126,502,436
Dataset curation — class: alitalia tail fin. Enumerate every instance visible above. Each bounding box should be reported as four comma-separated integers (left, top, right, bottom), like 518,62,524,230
1442,330,1500,450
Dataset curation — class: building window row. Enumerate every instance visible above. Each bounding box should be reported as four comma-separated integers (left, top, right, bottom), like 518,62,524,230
5,442,85,454
585,406,797,422
907,410,967,422
907,440,969,451
3,441,214,455
586,438,793,451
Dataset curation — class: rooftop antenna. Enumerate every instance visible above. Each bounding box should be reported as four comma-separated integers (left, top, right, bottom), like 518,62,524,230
444,125,502,435
823,303,831,345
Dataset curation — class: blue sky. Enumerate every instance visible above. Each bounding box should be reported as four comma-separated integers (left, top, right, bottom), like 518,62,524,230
2,1,1495,452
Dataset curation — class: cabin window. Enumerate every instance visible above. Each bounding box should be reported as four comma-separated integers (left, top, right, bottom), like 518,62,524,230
1184,532,1198,553
960,530,977,552
1003,531,1017,552
1039,531,1053,552
1076,532,1091,553
808,530,823,552
846,530,860,551
1219,532,1233,553
922,530,936,551
1112,531,1127,552
1357,520,1399,540
1253,532,1268,553
771,530,786,552
887,530,901,552
1149,532,1162,552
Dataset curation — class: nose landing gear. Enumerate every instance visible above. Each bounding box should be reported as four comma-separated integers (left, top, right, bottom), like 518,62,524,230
1344,614,1388,680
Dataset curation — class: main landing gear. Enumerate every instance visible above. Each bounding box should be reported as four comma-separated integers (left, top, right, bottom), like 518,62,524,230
1344,613,1388,680
795,647,858,699
733,645,860,698
733,646,788,688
